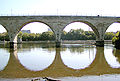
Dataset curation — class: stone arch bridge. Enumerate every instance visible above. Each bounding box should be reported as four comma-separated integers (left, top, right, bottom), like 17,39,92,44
0,16,120,47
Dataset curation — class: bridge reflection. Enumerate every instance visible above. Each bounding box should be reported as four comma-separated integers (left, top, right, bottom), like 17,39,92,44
0,47,120,78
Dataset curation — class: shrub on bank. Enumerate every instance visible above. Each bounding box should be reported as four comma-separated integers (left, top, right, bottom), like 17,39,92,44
112,31,120,49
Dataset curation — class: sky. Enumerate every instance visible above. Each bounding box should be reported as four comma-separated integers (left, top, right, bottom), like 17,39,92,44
1,0,120,33
1,0,120,16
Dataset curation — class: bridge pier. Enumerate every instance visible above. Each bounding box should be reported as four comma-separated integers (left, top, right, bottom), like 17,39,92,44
55,30,62,48
8,31,18,49
9,42,17,49
55,41,61,48
95,40,104,47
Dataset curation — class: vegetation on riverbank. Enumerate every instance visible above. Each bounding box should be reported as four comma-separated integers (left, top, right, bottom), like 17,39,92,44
112,31,120,49
0,29,115,41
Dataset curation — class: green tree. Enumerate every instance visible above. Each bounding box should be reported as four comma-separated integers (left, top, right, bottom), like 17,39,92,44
22,33,29,41
41,31,55,40
112,31,120,49
104,32,115,40
0,32,9,41
28,33,36,41
61,31,67,40
85,31,96,40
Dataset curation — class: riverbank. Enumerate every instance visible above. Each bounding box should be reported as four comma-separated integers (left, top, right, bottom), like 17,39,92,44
0,40,112,44
20,40,112,44
0,74,120,81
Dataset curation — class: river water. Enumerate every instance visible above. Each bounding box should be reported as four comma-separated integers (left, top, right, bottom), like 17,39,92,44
0,43,120,81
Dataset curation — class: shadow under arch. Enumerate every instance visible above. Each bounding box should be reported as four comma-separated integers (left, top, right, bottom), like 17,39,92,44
62,21,99,39
16,20,56,36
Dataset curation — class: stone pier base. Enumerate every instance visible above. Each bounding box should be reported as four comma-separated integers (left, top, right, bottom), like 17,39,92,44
56,41,61,48
95,41,104,47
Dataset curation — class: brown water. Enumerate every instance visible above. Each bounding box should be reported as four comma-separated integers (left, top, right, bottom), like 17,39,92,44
0,43,120,79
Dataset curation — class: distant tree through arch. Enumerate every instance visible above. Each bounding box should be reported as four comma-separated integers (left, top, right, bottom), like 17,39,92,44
62,22,96,40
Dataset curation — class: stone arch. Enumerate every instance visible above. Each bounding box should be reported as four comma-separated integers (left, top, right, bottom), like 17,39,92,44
104,21,120,41
17,20,56,35
0,24,9,41
13,20,56,44
0,23,8,33
62,21,99,39
105,21,120,33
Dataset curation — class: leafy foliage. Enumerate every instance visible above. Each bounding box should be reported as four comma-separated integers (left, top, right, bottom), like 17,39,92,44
112,31,120,44
21,31,55,41
104,32,115,40
0,32,9,41
112,31,120,49
61,29,96,40
0,29,115,41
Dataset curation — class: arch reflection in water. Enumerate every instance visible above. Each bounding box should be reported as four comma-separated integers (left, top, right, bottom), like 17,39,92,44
17,48,55,71
61,45,96,69
104,46,120,68
0,48,10,71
